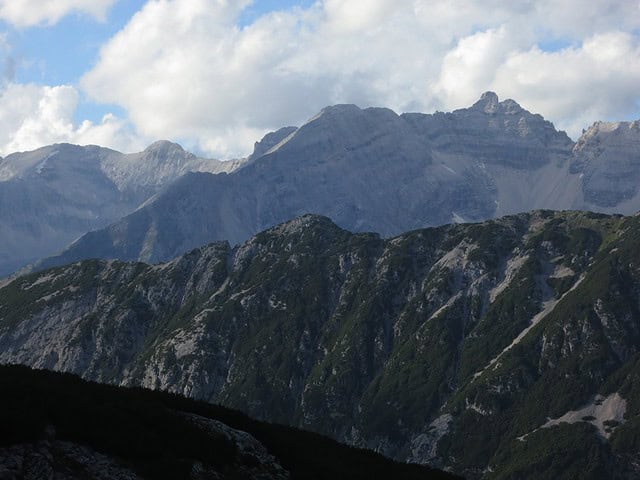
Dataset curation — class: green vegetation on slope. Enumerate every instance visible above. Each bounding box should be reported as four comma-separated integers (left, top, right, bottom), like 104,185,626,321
2,211,640,479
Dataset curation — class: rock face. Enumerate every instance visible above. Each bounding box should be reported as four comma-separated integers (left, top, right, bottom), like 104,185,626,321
570,120,640,208
7,92,640,276
33,92,585,270
0,141,243,276
3,211,640,479
32,92,640,273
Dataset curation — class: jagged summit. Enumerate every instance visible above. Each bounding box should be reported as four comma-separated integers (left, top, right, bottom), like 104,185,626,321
27,93,580,272
570,118,640,207
9,93,640,278
472,91,500,112
470,91,523,115
573,119,640,156
0,141,246,276
578,119,640,139
250,126,298,159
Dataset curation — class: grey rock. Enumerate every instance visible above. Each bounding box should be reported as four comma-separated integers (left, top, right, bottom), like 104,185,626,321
571,120,640,208
8,93,640,275
34,93,586,270
0,142,244,276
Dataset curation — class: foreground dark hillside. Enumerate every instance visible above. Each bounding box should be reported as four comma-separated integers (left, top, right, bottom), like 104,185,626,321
2,211,640,478
0,365,457,480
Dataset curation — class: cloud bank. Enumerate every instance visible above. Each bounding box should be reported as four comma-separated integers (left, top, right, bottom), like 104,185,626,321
0,83,143,156
2,0,640,157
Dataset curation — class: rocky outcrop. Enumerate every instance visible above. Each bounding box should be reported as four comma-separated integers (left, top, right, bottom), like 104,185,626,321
571,120,640,208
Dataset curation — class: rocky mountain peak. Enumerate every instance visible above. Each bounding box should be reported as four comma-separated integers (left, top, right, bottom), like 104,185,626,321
317,103,363,117
302,104,401,133
250,126,298,159
577,119,640,142
570,119,640,207
470,91,523,115
499,98,524,114
573,120,640,156
267,214,343,237
230,214,355,272
143,140,189,157
471,91,500,113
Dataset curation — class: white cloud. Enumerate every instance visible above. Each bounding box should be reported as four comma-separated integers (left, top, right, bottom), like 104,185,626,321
78,0,640,157
435,26,522,109
436,28,640,137
0,0,636,157
0,83,143,156
0,0,116,27
492,32,640,136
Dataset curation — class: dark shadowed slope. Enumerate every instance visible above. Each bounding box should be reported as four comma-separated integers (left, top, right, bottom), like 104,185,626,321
0,364,458,480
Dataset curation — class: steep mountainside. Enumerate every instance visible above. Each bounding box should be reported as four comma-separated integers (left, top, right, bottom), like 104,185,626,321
3,211,640,478
0,141,242,276
570,120,640,209
35,92,584,270
0,365,455,480
34,93,640,272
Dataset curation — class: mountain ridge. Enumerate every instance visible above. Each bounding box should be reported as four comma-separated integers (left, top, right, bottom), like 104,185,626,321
3,210,640,478
29,91,619,273
0,141,245,276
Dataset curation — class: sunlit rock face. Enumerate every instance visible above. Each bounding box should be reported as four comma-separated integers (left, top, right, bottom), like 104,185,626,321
571,120,640,208
0,141,243,276
11,93,640,278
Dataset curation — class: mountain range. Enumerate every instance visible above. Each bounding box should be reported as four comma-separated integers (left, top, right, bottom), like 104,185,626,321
3,210,640,479
0,141,244,276
22,91,640,275
3,92,640,479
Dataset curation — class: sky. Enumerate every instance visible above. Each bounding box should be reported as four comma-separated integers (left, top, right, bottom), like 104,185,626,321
0,0,639,159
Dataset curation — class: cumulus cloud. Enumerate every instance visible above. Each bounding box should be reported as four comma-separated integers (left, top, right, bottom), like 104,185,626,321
0,0,116,27
78,0,640,157
0,0,637,157
0,83,144,156
492,32,640,136
435,29,640,136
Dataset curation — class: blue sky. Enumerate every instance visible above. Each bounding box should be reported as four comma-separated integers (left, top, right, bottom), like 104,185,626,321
7,3,143,84
3,1,146,125
0,1,638,158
